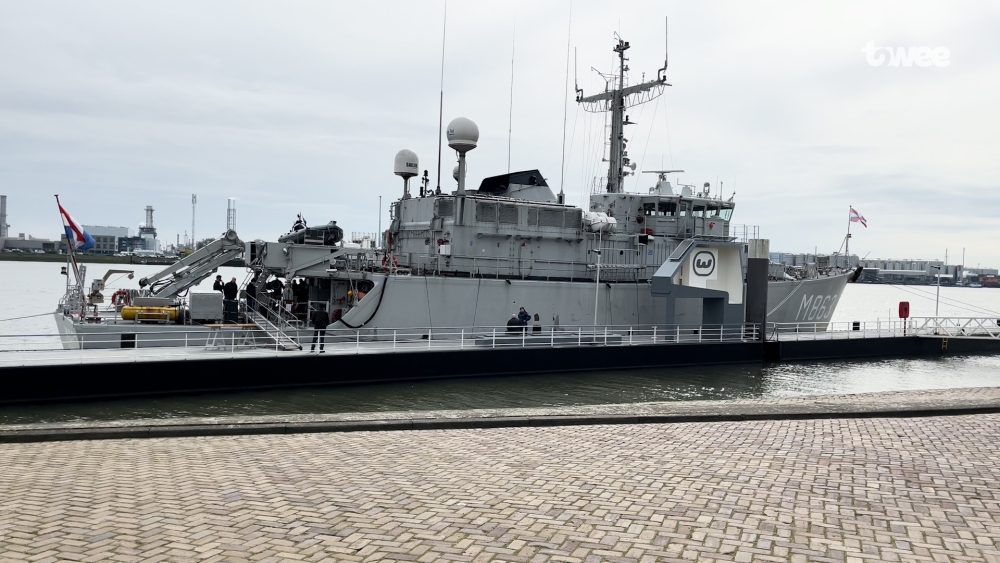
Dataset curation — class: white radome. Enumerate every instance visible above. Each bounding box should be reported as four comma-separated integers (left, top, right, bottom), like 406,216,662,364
452,165,460,181
394,149,419,178
446,117,479,153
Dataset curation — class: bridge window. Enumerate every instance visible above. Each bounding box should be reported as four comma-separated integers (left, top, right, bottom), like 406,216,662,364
692,204,706,218
719,205,733,220
658,202,676,216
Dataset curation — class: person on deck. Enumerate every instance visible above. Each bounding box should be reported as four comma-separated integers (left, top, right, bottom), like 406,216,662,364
246,279,257,310
506,314,521,333
310,304,331,353
213,275,224,292
223,277,239,301
518,307,531,326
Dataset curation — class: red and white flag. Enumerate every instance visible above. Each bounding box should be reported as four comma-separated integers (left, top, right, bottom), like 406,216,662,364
849,207,867,228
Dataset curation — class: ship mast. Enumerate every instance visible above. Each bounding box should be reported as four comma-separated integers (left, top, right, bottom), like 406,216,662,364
577,22,670,193
608,40,628,194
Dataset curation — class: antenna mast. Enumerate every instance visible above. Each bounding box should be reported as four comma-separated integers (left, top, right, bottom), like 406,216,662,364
507,15,516,174
558,1,573,205
576,19,670,194
435,2,448,195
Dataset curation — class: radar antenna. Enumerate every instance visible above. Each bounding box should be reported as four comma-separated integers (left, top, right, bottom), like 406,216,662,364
576,18,670,193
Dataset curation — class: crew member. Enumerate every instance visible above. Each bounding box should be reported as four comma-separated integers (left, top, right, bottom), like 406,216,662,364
506,313,521,333
310,304,331,353
246,279,258,310
213,275,224,292
518,307,531,326
223,277,239,301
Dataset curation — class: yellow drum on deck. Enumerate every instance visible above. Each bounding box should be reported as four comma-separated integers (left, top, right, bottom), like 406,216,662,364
120,306,179,322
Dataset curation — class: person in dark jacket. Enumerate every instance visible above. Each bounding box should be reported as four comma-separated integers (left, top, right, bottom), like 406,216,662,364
223,277,239,301
310,304,331,353
517,307,531,326
246,280,257,310
213,275,224,292
506,313,521,333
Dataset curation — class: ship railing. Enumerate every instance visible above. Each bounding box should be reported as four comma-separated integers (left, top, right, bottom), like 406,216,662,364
0,323,761,366
309,323,760,347
729,224,760,244
242,289,302,331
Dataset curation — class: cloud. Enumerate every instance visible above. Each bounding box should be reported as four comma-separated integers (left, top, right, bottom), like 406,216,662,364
1,0,999,266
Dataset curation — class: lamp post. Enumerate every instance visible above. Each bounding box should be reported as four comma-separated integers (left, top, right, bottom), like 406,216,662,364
931,265,941,316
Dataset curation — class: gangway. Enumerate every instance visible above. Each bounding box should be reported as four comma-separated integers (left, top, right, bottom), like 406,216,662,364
239,290,301,350
243,308,301,351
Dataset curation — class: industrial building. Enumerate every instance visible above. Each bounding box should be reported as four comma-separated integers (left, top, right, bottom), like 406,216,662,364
855,258,958,285
81,225,130,255
769,252,859,270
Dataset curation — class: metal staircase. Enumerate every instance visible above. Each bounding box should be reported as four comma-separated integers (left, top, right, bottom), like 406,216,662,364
240,291,302,351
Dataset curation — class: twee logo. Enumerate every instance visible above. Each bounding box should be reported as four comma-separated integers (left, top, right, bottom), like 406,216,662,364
862,41,950,67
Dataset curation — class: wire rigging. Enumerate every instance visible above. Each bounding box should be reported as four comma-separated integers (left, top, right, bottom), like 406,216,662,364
0,312,53,323
873,281,1000,317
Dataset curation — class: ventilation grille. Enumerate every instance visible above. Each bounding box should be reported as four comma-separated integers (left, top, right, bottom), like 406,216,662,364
527,208,539,226
538,209,563,227
435,199,454,217
499,205,519,224
565,209,582,228
476,202,497,222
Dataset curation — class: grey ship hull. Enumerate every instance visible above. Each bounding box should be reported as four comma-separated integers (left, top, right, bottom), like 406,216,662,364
764,272,852,329
338,272,852,332
52,273,850,349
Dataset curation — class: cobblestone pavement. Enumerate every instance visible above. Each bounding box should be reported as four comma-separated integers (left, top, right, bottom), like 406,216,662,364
3,415,1000,562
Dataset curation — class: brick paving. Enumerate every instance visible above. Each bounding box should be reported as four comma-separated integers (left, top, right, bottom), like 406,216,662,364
3,414,1000,562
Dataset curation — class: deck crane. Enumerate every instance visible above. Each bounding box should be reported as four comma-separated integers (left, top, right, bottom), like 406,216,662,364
138,230,244,299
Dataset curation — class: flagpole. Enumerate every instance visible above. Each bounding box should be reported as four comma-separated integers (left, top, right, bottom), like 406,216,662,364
56,194,84,318
845,205,852,266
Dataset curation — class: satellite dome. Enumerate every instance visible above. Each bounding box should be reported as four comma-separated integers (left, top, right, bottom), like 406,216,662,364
446,117,479,153
452,165,460,181
394,149,419,178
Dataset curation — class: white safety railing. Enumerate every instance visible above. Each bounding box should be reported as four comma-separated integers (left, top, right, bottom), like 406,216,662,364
908,317,1000,339
0,323,761,368
766,319,909,341
767,317,1000,341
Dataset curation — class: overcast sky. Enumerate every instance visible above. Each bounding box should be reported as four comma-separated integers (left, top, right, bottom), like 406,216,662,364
1,0,998,266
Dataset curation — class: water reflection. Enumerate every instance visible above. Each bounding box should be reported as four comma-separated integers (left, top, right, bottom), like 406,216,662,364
3,354,1000,425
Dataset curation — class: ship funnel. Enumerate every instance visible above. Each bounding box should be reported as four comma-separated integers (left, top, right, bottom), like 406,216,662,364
394,149,419,199
446,117,479,195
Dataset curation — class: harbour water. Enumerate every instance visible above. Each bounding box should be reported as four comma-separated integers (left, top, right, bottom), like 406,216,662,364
2,260,1000,424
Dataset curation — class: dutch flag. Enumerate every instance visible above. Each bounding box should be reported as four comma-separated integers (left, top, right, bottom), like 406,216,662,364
56,196,95,251
849,206,867,228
